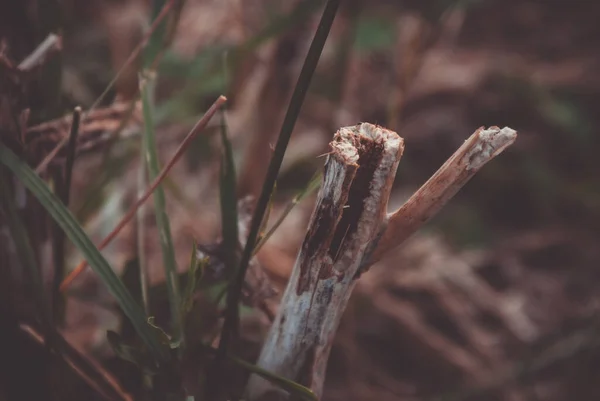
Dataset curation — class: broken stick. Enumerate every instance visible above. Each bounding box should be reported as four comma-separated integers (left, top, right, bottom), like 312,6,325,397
247,123,404,400
247,124,516,400
368,126,517,266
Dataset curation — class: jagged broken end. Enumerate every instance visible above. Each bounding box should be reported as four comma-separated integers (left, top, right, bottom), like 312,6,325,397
467,126,517,171
332,122,404,159
321,123,404,274
248,123,404,400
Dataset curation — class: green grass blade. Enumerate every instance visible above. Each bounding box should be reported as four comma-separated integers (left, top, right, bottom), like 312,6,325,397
221,0,341,352
140,71,182,341
136,148,150,314
0,144,170,363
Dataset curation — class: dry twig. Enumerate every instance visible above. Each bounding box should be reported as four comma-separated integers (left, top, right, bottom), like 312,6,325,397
368,126,517,266
248,123,404,400
248,124,517,400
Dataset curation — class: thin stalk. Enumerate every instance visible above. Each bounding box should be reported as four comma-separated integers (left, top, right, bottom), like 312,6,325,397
247,123,404,400
51,106,81,325
220,0,341,357
139,71,181,340
137,146,150,314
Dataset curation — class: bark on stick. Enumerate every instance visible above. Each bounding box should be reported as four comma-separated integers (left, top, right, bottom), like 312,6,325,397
368,126,517,266
247,123,404,400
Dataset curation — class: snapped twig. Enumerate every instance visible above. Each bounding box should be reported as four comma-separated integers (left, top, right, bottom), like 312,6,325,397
247,123,404,400
248,125,517,400
368,126,517,266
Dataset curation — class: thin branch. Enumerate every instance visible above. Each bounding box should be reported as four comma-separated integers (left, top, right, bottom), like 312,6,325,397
367,126,517,266
59,95,227,291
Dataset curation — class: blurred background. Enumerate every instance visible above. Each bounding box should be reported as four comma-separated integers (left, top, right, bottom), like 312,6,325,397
1,0,600,400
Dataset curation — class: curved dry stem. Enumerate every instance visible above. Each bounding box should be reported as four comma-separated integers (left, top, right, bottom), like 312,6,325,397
368,126,517,266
